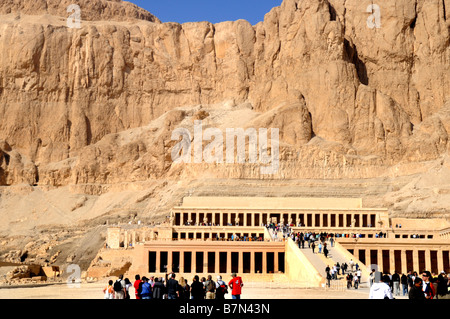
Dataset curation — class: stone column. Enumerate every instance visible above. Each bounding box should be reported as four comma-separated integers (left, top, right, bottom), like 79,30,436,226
263,252,267,274
438,249,444,274
132,231,136,246
378,249,383,272
215,252,220,274
390,249,395,273
274,252,279,273
250,252,255,274
156,251,161,273
413,250,419,273
365,250,371,269
227,251,232,275
204,252,208,274
425,249,431,272
238,251,243,274
124,231,128,248
192,251,196,274
180,251,185,274
401,250,408,274
212,212,216,226
167,252,173,273
243,213,247,227
220,212,224,226
251,213,255,227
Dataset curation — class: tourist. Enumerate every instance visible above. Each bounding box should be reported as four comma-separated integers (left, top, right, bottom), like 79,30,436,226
401,273,409,296
228,272,244,299
409,277,426,300
422,271,436,299
166,273,179,299
336,262,341,275
140,277,152,299
215,275,228,299
103,279,115,299
323,245,329,258
325,266,331,287
318,242,322,254
353,273,359,289
407,271,414,290
124,278,132,299
149,275,155,287
392,271,400,296
369,275,394,299
178,277,190,299
311,241,316,254
205,275,216,299
134,274,142,299
190,275,205,299
369,269,376,288
113,274,126,299
346,273,353,289
152,277,164,299
342,262,347,275
349,259,355,272
436,271,449,299
356,269,362,283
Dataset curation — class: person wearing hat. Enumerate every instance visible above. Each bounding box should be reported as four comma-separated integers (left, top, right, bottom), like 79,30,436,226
369,274,394,299
228,272,244,299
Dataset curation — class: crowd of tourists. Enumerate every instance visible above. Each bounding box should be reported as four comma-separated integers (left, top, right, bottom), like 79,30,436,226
368,269,450,299
325,259,362,288
103,272,244,300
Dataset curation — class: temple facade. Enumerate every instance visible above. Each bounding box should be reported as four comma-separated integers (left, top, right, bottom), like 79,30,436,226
97,197,450,287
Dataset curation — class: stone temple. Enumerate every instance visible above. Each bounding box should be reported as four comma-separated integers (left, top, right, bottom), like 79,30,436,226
89,196,450,287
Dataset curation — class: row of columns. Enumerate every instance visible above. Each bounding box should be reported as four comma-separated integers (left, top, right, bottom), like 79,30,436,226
174,211,380,228
175,231,265,240
151,250,283,275
353,248,449,274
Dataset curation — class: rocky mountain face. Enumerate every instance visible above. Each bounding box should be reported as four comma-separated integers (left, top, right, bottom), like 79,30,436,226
0,0,450,241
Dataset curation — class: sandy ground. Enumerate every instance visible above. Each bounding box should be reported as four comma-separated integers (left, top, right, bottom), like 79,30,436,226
0,279,409,300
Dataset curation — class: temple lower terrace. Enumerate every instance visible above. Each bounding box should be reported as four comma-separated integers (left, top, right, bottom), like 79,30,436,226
91,197,450,288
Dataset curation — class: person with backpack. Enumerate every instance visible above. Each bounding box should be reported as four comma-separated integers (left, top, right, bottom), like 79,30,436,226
205,275,216,299
228,273,244,299
215,275,228,299
113,274,126,299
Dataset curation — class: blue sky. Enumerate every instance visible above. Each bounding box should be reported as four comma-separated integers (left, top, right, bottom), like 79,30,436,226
128,0,283,25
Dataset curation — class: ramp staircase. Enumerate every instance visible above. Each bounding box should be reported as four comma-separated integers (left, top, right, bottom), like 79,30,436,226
269,225,369,290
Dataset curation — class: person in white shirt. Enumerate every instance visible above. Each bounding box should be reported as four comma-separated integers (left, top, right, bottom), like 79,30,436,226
369,274,394,299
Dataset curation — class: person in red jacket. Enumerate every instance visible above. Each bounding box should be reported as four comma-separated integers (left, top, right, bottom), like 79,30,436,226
228,273,244,299
134,274,142,299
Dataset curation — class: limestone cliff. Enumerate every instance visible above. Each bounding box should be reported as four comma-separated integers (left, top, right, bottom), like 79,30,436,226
0,0,449,241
